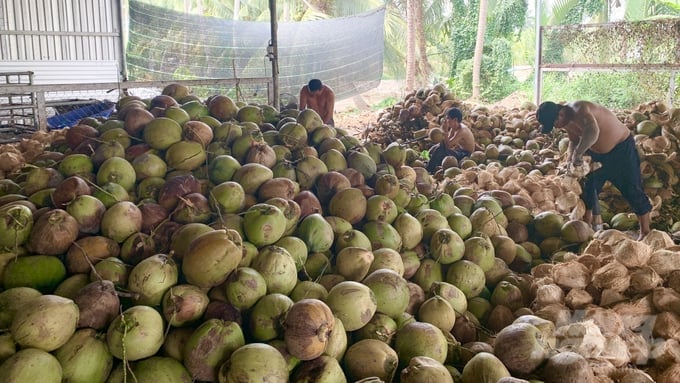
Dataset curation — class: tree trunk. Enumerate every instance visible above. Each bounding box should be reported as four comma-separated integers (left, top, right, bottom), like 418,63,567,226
472,0,488,100
414,0,430,86
233,0,241,20
406,0,417,91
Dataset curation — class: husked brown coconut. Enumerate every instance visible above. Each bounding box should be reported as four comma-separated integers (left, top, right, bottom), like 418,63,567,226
612,238,652,268
642,229,675,251
552,261,591,290
629,266,663,294
648,249,680,278
564,289,592,310
591,261,630,292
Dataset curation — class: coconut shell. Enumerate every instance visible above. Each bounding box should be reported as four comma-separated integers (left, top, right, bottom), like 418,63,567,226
73,280,120,330
284,298,335,361
27,208,79,255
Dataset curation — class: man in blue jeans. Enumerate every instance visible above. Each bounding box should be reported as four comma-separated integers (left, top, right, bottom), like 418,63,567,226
426,107,476,173
537,100,652,239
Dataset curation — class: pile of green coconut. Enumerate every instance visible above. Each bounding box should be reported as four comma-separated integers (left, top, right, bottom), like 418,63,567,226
1,82,679,383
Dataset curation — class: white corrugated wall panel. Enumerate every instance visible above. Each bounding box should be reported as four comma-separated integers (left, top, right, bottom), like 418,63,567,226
0,0,122,75
0,60,121,84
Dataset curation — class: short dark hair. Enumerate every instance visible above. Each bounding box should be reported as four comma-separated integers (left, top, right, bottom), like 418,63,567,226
308,79,322,92
537,101,561,134
445,107,463,122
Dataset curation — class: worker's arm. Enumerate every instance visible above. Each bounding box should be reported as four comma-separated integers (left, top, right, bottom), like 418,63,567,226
572,112,600,165
299,87,309,110
322,90,335,124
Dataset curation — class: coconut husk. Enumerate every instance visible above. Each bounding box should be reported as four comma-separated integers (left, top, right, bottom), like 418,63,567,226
612,239,652,268
594,229,630,247
583,306,625,337
591,261,631,293
655,363,680,383
598,289,628,307
565,289,593,310
649,338,680,369
577,254,603,273
581,239,609,257
652,311,680,340
667,270,680,294
648,249,680,279
562,252,580,262
619,329,651,366
586,358,617,379
652,287,680,314
556,320,607,358
597,335,630,367
609,367,655,382
535,303,573,328
641,229,675,251
612,295,656,331
531,263,553,279
552,261,592,290
533,284,565,310
628,266,663,295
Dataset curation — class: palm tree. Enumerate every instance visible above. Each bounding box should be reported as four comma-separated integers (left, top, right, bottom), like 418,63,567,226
471,0,488,100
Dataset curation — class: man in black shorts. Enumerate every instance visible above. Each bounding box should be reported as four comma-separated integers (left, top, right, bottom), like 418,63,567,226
537,100,652,239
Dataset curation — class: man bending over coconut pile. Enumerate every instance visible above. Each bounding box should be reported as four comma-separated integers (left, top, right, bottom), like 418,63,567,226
299,79,335,126
426,107,477,173
537,100,652,240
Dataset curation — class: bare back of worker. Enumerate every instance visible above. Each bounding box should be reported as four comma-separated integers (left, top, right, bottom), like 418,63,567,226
558,101,630,161
299,79,335,125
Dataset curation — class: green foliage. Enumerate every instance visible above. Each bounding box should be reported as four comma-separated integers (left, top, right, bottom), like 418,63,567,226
540,71,677,109
451,38,519,102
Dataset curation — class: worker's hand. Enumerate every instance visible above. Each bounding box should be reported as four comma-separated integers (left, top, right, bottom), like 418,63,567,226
572,155,583,167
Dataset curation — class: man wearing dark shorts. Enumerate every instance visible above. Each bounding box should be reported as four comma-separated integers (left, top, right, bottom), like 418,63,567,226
426,107,475,173
537,100,652,239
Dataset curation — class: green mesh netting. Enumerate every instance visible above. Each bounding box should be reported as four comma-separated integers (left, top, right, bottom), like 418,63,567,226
126,0,385,105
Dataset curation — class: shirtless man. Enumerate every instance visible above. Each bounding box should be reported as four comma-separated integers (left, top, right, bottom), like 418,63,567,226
426,107,476,173
537,100,652,239
299,79,335,125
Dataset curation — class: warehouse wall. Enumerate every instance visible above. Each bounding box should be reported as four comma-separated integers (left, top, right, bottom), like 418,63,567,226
0,0,123,85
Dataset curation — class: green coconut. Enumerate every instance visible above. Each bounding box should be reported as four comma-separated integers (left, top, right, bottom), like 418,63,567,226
445,260,486,298
0,348,63,383
461,352,511,383
183,229,242,288
400,356,454,383
362,268,410,319
326,281,378,331
249,293,294,341
183,319,245,382
218,343,288,383
394,321,448,367
54,328,113,383
106,305,164,361
343,339,399,382
10,294,78,352
251,245,298,295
